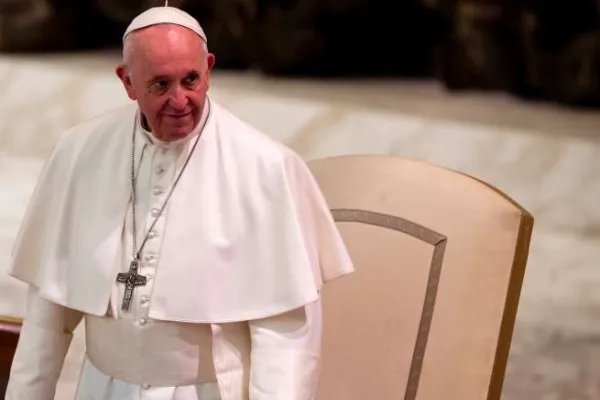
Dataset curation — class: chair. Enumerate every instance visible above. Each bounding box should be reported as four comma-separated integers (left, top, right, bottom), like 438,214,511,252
309,155,533,400
0,317,21,400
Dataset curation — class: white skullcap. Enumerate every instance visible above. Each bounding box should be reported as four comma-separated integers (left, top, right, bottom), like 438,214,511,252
123,6,207,43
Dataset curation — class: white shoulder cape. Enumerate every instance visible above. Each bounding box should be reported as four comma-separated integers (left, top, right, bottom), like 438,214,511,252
8,101,354,323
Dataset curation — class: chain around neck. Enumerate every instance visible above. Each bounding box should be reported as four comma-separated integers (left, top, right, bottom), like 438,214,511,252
130,100,211,262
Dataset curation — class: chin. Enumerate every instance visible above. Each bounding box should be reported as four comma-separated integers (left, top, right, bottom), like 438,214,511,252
163,130,191,142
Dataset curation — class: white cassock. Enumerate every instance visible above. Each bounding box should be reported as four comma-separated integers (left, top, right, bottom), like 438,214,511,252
5,98,354,399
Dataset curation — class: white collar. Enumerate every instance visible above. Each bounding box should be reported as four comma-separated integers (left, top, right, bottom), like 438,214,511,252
136,98,211,150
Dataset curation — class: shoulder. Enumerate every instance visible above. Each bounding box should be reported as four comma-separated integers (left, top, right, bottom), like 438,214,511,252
53,105,136,155
212,101,306,168
211,101,326,205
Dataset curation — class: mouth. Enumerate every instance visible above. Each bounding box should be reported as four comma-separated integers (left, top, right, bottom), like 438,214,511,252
165,111,192,119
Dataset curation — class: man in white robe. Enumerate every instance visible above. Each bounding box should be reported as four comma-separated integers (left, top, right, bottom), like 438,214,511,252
4,6,354,400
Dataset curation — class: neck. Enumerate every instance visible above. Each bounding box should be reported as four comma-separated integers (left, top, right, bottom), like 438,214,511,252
141,114,151,132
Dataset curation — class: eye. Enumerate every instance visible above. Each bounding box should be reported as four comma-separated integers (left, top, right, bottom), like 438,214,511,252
183,72,199,87
150,80,169,93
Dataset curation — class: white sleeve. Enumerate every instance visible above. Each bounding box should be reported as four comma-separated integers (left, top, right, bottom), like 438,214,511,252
248,299,323,400
5,286,84,400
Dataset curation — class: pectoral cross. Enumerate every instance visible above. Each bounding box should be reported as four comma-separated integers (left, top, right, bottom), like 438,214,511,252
116,259,148,311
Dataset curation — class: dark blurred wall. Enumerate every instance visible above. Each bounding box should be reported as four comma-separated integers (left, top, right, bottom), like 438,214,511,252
433,0,600,107
1,0,599,108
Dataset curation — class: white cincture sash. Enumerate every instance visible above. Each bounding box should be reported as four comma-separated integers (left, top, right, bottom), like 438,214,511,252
85,315,217,386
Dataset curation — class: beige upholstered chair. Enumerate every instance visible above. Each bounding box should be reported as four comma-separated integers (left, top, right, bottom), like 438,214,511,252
309,155,533,400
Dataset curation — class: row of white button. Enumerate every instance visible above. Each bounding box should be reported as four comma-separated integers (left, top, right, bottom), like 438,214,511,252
135,150,169,332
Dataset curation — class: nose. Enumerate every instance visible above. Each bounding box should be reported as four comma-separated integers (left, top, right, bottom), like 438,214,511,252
168,86,188,110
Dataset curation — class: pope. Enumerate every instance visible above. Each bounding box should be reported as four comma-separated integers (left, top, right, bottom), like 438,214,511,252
5,5,353,400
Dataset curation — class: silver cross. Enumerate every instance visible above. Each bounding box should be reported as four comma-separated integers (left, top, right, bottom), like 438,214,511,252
116,259,148,311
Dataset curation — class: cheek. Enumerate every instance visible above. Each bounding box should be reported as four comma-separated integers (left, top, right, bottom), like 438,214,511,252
190,89,208,109
139,95,167,117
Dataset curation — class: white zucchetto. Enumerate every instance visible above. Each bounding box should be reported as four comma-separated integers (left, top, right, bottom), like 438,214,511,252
123,6,208,43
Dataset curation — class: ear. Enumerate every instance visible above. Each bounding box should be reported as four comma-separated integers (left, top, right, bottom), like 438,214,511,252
207,53,216,71
116,64,137,101
204,54,217,90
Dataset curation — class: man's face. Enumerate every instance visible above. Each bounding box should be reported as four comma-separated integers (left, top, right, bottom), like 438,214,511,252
116,24,215,142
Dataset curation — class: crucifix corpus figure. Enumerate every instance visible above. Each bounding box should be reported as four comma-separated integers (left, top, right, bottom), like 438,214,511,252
5,4,355,400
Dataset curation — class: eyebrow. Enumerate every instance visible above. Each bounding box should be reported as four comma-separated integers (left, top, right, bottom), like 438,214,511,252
148,75,170,83
147,71,200,83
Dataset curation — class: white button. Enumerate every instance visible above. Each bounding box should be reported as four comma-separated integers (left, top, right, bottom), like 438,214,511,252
155,166,165,175
148,229,158,239
153,188,163,196
141,295,150,304
150,208,160,217
142,383,151,390
139,318,148,325
144,253,157,263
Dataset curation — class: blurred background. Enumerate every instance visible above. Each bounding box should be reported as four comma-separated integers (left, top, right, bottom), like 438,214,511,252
0,0,599,399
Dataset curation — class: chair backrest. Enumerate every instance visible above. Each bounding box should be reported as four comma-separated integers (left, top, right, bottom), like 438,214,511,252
308,155,533,400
